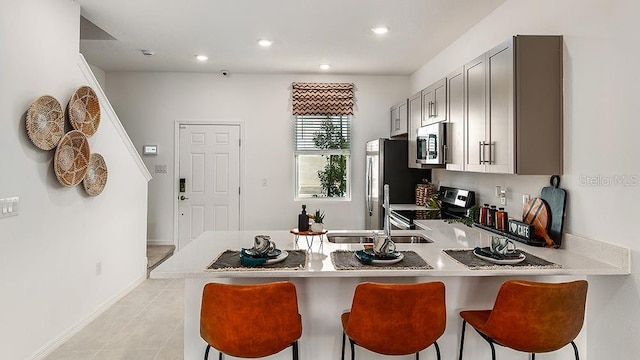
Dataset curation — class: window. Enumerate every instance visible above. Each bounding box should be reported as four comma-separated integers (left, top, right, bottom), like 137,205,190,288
295,115,351,199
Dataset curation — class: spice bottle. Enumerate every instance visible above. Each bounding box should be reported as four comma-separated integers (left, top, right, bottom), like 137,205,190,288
496,207,508,231
479,204,490,225
487,205,497,227
298,205,309,232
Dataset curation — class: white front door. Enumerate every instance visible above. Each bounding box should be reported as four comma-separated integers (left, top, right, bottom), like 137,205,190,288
178,124,240,249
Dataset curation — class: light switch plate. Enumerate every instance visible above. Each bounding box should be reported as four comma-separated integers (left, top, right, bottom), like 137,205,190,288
0,197,19,218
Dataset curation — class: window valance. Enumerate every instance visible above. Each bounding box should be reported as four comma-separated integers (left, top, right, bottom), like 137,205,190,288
291,82,354,116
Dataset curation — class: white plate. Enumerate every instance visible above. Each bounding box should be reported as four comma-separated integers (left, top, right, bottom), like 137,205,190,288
473,248,525,265
265,250,288,265
355,250,404,265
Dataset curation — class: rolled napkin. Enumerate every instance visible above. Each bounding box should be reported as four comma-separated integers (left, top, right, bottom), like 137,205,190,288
355,250,374,265
240,248,268,267
474,247,521,260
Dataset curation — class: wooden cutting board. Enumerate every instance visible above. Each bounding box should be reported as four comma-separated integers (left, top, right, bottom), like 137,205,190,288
522,198,556,247
540,175,567,246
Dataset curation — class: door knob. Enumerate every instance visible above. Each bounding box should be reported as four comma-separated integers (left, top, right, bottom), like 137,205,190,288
180,195,189,200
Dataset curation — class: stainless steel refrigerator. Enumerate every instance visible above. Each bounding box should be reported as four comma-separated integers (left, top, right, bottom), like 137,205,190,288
365,139,431,230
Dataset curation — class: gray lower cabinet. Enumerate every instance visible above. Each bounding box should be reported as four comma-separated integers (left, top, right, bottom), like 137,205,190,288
390,100,408,137
408,92,422,168
446,67,464,171
463,35,563,175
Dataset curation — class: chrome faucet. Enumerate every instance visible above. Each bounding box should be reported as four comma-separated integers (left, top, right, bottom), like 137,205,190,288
383,184,390,239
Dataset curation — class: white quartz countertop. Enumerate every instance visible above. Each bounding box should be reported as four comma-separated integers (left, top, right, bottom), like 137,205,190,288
150,220,629,279
389,203,427,211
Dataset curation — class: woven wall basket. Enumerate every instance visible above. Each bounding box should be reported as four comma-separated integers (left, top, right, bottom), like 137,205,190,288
83,153,108,196
68,86,101,137
54,130,91,187
26,95,65,150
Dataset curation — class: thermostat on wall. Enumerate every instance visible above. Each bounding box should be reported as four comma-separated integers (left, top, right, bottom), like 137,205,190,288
143,145,158,155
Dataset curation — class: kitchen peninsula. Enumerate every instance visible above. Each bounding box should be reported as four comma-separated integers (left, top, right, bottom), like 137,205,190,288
151,221,628,360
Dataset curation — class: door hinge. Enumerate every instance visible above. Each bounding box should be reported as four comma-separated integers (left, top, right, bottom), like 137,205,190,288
238,187,241,195
238,138,241,147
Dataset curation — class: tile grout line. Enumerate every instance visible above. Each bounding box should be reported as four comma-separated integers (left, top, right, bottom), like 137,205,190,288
152,319,184,360
89,281,172,358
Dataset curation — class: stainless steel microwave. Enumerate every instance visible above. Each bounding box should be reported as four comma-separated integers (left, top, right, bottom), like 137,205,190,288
416,122,446,165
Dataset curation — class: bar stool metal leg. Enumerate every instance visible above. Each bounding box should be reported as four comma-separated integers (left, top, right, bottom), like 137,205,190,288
458,320,467,360
292,341,299,360
571,341,580,360
349,338,356,360
434,341,441,360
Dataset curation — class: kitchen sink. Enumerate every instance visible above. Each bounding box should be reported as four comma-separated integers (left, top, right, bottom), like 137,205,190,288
326,234,433,244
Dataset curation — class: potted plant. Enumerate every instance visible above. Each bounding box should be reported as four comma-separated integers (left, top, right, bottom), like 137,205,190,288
311,209,325,232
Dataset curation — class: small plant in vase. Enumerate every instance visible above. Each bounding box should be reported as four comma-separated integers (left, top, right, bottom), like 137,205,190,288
311,210,325,232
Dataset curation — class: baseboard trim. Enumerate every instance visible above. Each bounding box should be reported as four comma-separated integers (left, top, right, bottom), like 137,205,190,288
147,239,176,246
28,273,147,360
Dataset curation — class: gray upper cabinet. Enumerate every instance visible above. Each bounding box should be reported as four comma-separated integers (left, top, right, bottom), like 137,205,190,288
390,100,408,137
421,78,447,126
446,67,464,171
463,35,563,175
407,92,422,168
464,54,487,173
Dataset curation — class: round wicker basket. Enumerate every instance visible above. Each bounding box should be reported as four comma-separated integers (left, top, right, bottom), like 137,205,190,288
83,153,108,196
68,86,100,137
54,130,91,187
26,95,65,150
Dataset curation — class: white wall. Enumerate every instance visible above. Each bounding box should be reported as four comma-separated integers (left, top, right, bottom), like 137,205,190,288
105,73,408,242
0,1,150,359
410,0,640,358
89,63,106,89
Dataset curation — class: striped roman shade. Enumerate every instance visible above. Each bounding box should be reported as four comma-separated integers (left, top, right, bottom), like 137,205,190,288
291,82,354,116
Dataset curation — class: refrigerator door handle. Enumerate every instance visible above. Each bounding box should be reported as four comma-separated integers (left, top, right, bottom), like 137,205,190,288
366,158,373,215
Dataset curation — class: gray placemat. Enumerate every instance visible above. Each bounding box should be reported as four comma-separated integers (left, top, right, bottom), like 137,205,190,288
443,249,562,270
206,250,307,271
330,250,433,270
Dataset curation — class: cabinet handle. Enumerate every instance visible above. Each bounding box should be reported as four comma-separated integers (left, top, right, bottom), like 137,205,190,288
429,102,434,117
479,141,484,164
487,142,494,164
432,101,437,118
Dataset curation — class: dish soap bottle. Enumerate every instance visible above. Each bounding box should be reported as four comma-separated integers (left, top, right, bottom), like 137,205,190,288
298,205,309,232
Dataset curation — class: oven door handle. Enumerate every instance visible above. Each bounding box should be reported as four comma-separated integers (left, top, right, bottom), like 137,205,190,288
389,215,411,230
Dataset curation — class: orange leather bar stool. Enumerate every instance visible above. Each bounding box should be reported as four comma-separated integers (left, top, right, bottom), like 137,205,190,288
341,282,446,360
458,280,588,360
200,281,302,360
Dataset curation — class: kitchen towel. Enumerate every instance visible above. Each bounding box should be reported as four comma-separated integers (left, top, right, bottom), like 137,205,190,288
206,250,307,271
330,250,432,270
443,249,561,270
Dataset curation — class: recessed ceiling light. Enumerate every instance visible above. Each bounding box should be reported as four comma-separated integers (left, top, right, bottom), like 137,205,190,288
258,39,273,47
195,54,208,62
141,49,155,56
320,64,331,70
371,26,390,35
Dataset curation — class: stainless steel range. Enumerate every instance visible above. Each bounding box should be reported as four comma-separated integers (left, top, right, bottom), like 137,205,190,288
389,186,475,230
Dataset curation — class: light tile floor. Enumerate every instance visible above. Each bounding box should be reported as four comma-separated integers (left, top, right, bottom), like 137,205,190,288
45,279,185,360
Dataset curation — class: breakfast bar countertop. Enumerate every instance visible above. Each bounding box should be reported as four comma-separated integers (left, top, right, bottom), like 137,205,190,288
150,220,629,279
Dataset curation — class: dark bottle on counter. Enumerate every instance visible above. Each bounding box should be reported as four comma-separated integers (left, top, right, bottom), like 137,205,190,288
487,205,497,227
298,205,309,232
479,204,490,225
496,207,508,231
